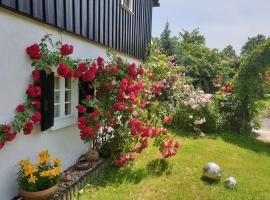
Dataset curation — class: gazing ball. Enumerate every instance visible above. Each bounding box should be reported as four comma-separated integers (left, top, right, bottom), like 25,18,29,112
225,177,237,188
203,162,221,180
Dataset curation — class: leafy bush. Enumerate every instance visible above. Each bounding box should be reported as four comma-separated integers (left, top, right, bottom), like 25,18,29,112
172,85,225,133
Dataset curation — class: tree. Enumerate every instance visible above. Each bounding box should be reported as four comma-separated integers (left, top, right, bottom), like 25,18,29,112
178,28,205,46
159,22,175,56
241,34,267,56
222,45,236,58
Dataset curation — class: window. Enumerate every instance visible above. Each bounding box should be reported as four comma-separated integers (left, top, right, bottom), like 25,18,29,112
52,76,78,130
121,0,134,14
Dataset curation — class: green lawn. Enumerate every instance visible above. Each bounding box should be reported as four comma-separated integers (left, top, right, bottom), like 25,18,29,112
78,131,270,200
258,94,270,118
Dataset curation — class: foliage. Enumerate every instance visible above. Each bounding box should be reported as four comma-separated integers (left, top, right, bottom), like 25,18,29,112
173,29,234,93
235,40,270,132
241,34,268,57
172,85,224,133
159,22,176,56
26,34,180,166
17,150,62,192
222,45,237,58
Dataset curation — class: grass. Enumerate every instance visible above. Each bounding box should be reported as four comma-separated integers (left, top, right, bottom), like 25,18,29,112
257,94,270,118
77,131,270,200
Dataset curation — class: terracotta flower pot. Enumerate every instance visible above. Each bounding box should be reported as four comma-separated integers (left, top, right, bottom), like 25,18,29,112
20,184,58,200
86,149,99,162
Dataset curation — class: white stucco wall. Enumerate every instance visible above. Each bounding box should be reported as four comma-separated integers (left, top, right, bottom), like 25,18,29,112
0,8,140,200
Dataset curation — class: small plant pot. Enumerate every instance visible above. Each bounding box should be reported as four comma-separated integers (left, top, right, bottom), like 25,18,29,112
75,158,91,171
20,184,58,200
86,149,99,162
62,173,73,182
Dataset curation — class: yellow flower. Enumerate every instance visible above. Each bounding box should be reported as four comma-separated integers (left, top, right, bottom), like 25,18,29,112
17,159,30,168
38,157,50,165
38,150,51,159
28,174,38,184
53,157,62,166
40,170,50,177
23,164,37,176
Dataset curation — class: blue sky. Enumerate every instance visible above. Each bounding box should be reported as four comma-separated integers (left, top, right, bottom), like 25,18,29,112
152,0,270,54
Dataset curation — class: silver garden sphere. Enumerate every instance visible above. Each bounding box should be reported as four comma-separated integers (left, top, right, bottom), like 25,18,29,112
225,177,237,188
203,162,221,180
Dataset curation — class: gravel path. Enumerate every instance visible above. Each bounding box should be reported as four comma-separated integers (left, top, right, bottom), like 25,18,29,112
257,118,270,142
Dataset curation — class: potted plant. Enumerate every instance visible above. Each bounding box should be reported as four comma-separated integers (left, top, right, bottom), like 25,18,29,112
17,150,62,200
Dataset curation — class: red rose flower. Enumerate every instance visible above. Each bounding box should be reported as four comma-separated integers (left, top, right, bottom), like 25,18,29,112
78,116,87,124
0,142,5,150
164,117,173,124
31,101,41,109
64,68,74,79
83,69,96,82
27,85,41,98
32,112,41,123
32,70,40,82
57,63,68,77
107,84,114,91
81,127,96,140
139,65,145,76
60,44,73,56
26,44,42,60
2,125,11,134
78,63,88,72
85,95,92,100
7,132,17,142
77,123,87,131
76,104,87,113
89,111,100,119
148,73,155,79
141,100,147,108
97,57,104,67
95,124,101,129
16,104,25,113
74,69,83,78
24,121,33,135
115,103,125,111
129,107,135,113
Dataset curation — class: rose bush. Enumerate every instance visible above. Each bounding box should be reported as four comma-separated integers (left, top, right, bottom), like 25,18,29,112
24,34,180,166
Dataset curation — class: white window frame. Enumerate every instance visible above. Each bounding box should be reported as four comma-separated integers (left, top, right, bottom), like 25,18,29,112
121,0,134,15
51,76,78,131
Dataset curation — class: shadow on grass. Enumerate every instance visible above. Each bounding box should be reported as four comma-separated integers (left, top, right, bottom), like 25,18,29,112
200,176,221,185
146,158,171,176
90,158,171,190
173,129,270,156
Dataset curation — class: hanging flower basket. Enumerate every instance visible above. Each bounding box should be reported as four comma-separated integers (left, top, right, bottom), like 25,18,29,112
20,184,58,200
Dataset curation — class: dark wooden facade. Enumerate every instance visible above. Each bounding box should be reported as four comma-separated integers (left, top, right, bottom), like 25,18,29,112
0,0,159,59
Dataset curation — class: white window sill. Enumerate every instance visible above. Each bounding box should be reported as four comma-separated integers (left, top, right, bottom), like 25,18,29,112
50,115,77,131
121,5,134,15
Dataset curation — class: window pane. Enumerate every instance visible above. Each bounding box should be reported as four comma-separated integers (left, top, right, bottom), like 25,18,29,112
54,91,60,103
54,77,60,90
65,91,71,102
65,79,71,90
54,105,60,118
65,103,71,115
